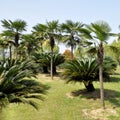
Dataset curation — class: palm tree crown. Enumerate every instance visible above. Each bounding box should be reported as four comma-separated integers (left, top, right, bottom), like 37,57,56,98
61,20,84,59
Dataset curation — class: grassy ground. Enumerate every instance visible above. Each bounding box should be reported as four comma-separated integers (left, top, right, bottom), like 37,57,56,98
1,67,120,120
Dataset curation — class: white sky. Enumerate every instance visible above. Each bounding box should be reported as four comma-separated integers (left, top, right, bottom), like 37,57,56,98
0,0,120,52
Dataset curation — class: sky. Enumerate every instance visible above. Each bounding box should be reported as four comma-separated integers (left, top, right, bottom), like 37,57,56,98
0,0,120,52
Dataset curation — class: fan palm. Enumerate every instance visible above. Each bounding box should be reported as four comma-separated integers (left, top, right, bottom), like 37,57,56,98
1,19,27,60
86,20,112,108
61,20,84,59
33,20,60,80
20,34,40,59
0,35,9,62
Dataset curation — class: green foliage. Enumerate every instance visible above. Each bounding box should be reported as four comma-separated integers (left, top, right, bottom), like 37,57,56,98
87,20,111,42
62,58,98,83
0,60,49,109
62,57,117,83
105,41,120,65
61,20,84,59
33,52,65,73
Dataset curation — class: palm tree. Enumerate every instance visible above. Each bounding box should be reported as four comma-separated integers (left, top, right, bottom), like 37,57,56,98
33,20,60,80
20,34,40,59
61,20,84,59
32,24,47,52
86,20,112,109
0,35,9,62
0,59,48,110
1,31,15,61
1,19,27,60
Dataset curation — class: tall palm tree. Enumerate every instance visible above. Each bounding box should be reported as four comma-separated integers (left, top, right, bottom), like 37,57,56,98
20,34,40,59
42,39,59,53
32,20,60,80
1,19,27,60
86,20,111,109
1,31,15,61
61,20,84,59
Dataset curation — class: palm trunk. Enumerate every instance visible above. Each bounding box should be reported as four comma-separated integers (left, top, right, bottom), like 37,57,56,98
15,33,19,61
99,64,105,109
51,49,53,80
71,45,74,60
50,36,55,80
98,42,105,109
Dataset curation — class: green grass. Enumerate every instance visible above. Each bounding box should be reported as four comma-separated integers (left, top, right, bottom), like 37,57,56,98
1,68,120,120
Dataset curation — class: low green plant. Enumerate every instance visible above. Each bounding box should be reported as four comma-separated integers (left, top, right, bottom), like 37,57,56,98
0,60,49,110
62,57,117,92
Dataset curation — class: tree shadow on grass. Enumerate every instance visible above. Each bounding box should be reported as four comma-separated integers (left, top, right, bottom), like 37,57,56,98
70,89,120,107
109,76,120,82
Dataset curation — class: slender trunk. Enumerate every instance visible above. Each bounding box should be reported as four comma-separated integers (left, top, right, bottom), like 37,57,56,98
99,64,105,109
51,49,53,80
71,45,74,60
50,36,55,80
15,33,19,61
98,42,105,109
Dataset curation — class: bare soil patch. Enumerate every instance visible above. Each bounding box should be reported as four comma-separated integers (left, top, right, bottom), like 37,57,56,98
82,107,118,120
66,89,119,119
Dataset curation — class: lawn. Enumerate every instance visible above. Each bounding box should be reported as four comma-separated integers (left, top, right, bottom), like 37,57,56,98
1,67,120,120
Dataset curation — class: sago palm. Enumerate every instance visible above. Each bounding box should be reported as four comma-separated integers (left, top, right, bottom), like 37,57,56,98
0,60,48,110
62,58,98,92
62,57,117,92
33,52,65,74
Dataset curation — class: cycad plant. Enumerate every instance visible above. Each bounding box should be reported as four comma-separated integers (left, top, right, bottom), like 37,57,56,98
62,58,98,92
33,52,65,74
62,57,117,92
0,60,49,110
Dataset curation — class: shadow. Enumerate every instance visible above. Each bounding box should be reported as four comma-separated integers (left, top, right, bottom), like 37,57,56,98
70,88,120,107
109,76,120,82
112,72,120,75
